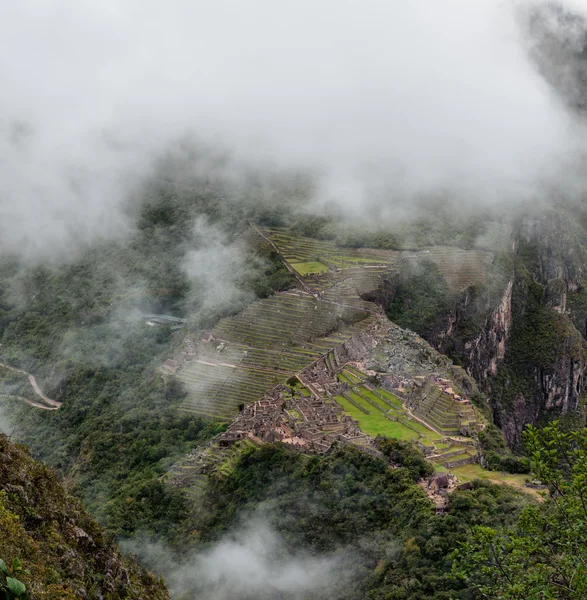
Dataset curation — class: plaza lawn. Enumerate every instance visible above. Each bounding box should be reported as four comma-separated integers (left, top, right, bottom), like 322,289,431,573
289,261,329,275
375,388,404,408
333,395,419,441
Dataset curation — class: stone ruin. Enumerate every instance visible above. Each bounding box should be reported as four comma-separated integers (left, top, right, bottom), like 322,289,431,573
161,359,179,375
217,383,370,455
421,473,458,512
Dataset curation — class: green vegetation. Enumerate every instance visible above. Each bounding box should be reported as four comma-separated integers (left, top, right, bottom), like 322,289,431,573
0,434,168,599
455,422,587,597
0,558,27,600
265,228,399,271
190,442,531,600
488,250,587,444
289,261,329,275
287,204,503,251
332,367,478,469
333,395,419,440
0,169,299,541
0,367,35,403
4,154,587,600
387,259,454,337
376,437,434,480
478,424,530,474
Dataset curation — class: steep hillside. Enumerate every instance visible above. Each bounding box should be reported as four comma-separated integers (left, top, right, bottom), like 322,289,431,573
164,442,531,600
385,208,587,447
0,433,169,599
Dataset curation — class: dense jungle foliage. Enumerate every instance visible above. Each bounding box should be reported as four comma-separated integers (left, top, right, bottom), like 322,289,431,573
174,441,531,600
456,423,587,598
0,434,169,599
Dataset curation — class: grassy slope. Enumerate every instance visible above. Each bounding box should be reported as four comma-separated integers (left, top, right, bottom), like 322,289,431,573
333,394,419,440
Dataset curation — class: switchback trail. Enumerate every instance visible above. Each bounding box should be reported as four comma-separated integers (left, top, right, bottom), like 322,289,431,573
0,394,59,411
0,362,61,409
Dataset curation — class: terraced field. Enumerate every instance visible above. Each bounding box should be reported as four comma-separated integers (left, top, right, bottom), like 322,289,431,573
261,227,492,292
175,224,491,425
412,380,479,437
327,365,478,468
177,289,378,419
260,227,398,302
261,228,400,270
402,246,492,290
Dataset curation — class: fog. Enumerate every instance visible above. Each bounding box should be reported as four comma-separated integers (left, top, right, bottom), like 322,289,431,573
2,0,587,258
123,519,355,600
182,217,261,318
0,404,15,436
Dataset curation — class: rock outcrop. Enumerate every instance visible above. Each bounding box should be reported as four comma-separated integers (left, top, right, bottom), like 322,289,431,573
378,209,587,447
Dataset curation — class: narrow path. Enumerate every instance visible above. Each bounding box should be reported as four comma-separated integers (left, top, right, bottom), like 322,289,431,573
194,359,291,375
0,362,61,409
248,222,315,295
0,394,59,411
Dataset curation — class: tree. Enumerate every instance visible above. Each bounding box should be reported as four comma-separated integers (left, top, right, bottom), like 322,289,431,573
454,422,587,598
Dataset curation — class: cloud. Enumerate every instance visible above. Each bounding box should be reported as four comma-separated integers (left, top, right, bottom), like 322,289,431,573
181,217,263,319
2,0,587,258
124,520,354,600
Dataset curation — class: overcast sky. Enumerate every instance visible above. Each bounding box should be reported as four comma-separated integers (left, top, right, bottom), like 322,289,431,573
2,0,587,258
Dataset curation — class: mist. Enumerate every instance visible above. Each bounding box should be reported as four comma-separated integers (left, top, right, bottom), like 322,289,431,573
3,0,587,260
0,404,15,436
124,519,355,600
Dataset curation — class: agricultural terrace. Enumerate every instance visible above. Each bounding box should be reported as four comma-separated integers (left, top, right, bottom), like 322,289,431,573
401,247,492,290
176,288,379,420
175,225,491,427
411,379,479,438
261,227,492,292
324,365,478,469
260,227,399,304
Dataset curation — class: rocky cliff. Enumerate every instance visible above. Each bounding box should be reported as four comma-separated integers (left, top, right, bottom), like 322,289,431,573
382,209,587,447
442,213,587,445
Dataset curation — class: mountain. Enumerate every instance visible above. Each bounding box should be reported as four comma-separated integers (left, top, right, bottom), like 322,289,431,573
0,433,168,599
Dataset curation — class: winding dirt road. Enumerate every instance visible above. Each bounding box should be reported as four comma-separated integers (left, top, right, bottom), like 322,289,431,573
0,362,61,410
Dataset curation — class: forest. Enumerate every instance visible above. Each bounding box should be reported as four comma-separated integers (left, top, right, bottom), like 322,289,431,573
0,158,585,599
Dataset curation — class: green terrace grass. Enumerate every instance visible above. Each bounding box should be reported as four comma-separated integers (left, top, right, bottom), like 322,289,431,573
375,388,404,408
434,442,452,450
355,387,391,412
290,261,329,275
402,419,444,439
336,382,447,447
438,463,542,498
442,452,472,463
337,373,352,384
290,382,312,397
342,369,363,384
333,395,419,441
344,365,364,378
